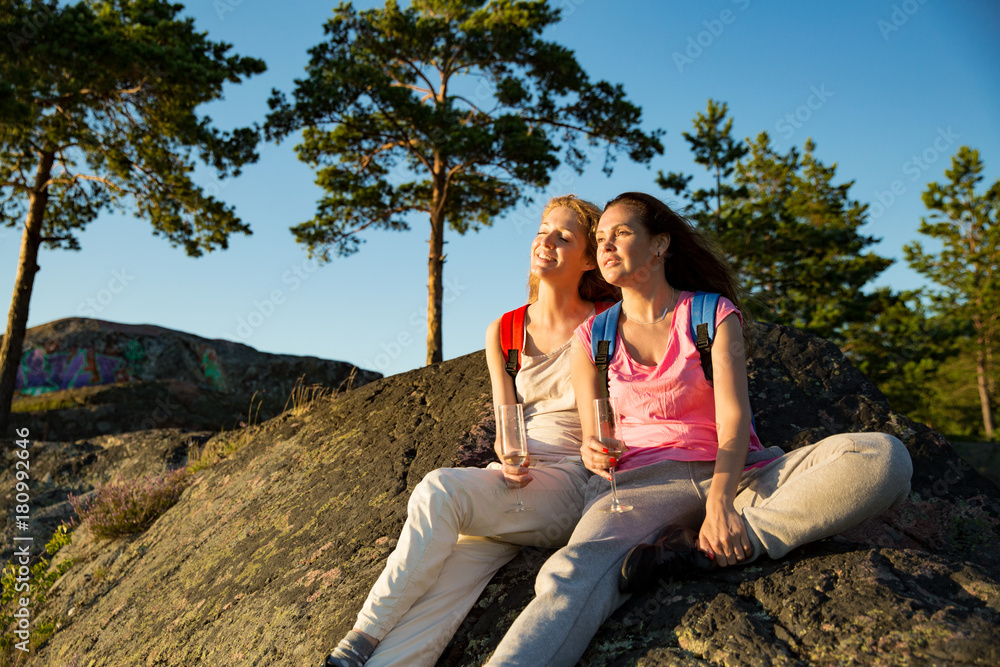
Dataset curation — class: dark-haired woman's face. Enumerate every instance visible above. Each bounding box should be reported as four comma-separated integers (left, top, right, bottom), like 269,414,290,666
595,205,661,286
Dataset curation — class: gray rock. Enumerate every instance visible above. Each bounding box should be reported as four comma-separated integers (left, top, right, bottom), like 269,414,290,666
18,322,1000,666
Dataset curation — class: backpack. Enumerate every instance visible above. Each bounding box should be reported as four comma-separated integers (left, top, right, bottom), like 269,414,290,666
500,302,614,386
590,292,722,399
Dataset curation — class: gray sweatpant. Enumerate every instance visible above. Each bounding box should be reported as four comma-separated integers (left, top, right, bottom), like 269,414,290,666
486,432,913,666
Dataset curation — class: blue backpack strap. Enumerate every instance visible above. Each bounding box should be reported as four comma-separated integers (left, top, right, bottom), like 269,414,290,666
690,292,721,383
590,301,622,399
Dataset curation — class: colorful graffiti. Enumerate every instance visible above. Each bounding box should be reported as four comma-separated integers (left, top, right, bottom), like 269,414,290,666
15,347,133,396
201,346,229,392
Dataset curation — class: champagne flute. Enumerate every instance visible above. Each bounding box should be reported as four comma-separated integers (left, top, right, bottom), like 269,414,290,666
497,404,534,513
594,396,633,513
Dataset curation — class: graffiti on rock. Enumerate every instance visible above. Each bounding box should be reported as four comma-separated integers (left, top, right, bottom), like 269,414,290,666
15,347,133,395
201,346,228,392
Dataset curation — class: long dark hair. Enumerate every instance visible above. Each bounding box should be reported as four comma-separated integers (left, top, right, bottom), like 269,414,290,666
604,192,751,327
528,195,619,303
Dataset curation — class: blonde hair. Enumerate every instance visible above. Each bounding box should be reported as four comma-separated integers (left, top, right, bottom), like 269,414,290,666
527,195,618,303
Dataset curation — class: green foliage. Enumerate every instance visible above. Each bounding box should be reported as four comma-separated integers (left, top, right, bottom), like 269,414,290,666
0,0,266,253
904,146,1000,439
266,0,662,362
69,469,190,539
918,350,997,439
841,290,964,418
657,99,746,224
0,0,266,435
658,101,890,342
0,524,73,663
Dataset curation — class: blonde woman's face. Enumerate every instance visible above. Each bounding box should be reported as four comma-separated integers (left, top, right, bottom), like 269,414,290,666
531,207,596,282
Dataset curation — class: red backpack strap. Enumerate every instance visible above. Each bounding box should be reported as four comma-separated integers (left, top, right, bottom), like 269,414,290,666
499,304,529,382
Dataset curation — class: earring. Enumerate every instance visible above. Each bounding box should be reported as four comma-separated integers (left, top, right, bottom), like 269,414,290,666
657,251,661,258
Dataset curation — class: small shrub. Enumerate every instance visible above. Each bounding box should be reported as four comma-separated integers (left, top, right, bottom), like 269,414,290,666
0,524,74,665
69,469,190,539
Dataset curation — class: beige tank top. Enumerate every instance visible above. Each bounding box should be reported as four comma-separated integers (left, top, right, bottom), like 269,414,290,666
514,321,587,465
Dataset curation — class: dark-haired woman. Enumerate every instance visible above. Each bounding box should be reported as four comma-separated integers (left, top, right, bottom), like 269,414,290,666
486,192,912,666
323,196,618,667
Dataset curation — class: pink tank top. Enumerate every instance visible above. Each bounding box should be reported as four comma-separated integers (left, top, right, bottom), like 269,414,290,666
575,291,763,471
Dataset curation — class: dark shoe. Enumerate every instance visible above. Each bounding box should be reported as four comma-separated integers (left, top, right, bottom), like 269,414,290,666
619,525,715,593
324,652,365,667
322,631,375,666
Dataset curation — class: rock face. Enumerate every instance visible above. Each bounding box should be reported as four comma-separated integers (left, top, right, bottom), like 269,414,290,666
25,322,1000,666
8,317,381,439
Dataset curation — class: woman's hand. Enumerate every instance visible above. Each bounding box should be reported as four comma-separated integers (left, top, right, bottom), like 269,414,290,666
698,498,751,567
500,455,534,488
581,435,625,481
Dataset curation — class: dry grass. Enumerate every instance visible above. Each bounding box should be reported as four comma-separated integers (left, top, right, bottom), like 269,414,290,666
283,375,332,417
187,391,264,472
187,371,358,472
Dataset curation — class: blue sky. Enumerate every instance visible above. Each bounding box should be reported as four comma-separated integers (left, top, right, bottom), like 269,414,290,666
3,0,999,377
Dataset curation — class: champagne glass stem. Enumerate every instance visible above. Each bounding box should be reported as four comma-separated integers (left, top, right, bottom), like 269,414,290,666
609,467,621,506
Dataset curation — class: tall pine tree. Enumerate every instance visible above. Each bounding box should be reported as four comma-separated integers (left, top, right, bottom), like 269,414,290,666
0,0,265,434
905,146,1000,440
266,0,663,365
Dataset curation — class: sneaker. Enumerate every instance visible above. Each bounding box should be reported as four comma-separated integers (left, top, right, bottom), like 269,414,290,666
322,631,374,667
619,526,715,593
324,651,366,667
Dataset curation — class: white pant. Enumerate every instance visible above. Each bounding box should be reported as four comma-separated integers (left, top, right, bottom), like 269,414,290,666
355,458,591,667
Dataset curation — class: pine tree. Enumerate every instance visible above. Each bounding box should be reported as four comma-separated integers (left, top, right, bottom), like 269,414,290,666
904,146,1000,440
265,0,663,365
657,99,747,229
658,101,890,342
840,290,964,419
0,0,266,434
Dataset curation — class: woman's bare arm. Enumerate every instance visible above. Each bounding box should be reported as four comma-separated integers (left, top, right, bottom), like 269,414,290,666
485,317,533,487
699,313,753,566
570,336,615,479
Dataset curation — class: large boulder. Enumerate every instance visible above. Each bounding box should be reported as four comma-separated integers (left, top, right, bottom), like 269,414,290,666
27,322,1000,665
8,317,381,439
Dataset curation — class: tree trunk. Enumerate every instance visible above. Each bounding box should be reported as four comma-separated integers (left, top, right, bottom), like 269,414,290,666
426,209,445,365
425,164,446,366
976,348,995,441
0,151,55,436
